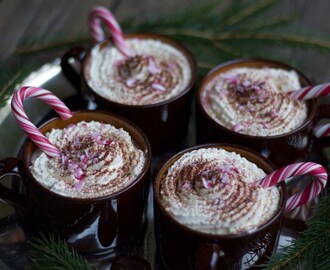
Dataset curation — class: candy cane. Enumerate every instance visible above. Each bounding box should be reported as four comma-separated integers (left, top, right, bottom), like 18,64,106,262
255,162,327,211
288,82,330,138
88,6,135,57
11,86,73,157
288,82,330,100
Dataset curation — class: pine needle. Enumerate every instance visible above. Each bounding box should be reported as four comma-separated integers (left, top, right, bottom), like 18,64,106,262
240,15,296,31
0,64,36,109
221,0,278,29
260,190,330,270
28,233,95,270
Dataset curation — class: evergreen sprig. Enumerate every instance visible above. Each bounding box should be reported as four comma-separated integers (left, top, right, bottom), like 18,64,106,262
118,0,330,76
261,189,330,270
28,233,95,270
0,63,37,109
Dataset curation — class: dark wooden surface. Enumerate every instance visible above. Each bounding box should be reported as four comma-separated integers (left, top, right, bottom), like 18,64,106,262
0,0,329,82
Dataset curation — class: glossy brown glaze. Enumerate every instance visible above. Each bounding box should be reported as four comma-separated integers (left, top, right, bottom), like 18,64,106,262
61,33,198,153
3,111,151,254
154,144,286,270
196,58,318,167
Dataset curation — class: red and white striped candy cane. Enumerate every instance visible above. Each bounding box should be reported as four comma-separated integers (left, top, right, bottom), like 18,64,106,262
88,6,135,57
289,82,330,137
11,86,73,157
255,162,327,211
288,82,330,100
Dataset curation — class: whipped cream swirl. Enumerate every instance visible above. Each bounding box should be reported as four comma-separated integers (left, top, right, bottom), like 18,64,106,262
160,148,280,234
201,67,308,136
86,38,192,105
31,121,146,198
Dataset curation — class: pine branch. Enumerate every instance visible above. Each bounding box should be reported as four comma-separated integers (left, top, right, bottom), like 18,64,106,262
12,37,90,56
122,0,220,31
218,32,330,51
220,0,278,30
156,28,330,53
0,64,37,109
29,233,95,270
240,15,296,31
212,41,250,58
261,190,330,270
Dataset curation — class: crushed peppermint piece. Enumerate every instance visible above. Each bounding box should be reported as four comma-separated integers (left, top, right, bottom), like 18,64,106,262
151,82,166,91
73,168,85,181
148,57,159,74
74,180,84,190
126,78,137,87
233,123,244,132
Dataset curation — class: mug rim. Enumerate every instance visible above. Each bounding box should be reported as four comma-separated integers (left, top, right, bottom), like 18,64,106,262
21,109,152,203
196,58,318,140
154,143,286,240
81,32,198,109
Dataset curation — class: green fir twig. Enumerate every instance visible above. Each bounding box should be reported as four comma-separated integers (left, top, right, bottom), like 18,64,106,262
261,190,330,270
219,0,278,29
0,64,36,108
29,233,95,270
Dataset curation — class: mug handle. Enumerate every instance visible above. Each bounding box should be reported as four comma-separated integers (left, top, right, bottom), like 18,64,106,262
60,47,88,91
313,104,330,147
0,158,30,213
313,105,330,138
196,243,227,269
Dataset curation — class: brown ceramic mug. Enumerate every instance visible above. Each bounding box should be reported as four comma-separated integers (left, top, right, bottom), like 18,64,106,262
196,58,330,167
61,33,198,153
154,144,288,269
0,110,151,254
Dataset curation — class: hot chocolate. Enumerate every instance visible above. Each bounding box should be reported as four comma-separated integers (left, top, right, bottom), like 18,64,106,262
84,38,192,105
200,67,307,136
30,120,146,198
159,147,280,234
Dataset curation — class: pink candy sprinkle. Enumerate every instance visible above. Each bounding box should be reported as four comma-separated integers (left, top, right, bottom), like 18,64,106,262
225,75,238,84
221,174,229,184
181,182,192,189
92,132,101,142
73,168,85,181
270,110,278,118
242,80,251,88
167,63,177,71
114,59,125,66
219,165,232,174
202,178,213,189
148,57,159,74
68,162,79,170
126,78,137,87
84,149,89,158
233,123,244,132
102,139,112,145
151,82,166,92
74,180,84,190
61,154,68,165
80,155,88,163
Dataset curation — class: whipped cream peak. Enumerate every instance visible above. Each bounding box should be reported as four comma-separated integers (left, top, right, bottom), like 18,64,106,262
31,121,146,198
116,54,176,92
160,148,280,234
86,38,192,105
201,67,308,136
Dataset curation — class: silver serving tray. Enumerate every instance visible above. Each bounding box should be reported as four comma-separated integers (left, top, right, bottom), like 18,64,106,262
0,61,305,269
